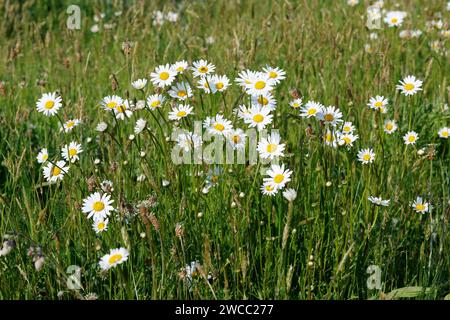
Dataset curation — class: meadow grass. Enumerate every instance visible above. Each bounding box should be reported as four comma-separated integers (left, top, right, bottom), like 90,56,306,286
0,0,449,300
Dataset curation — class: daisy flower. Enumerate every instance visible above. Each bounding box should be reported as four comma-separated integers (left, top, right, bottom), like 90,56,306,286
134,119,146,135
36,92,62,116
197,75,217,93
403,131,419,145
146,94,166,110
384,11,407,27
82,192,114,220
99,248,129,270
245,73,274,96
203,114,233,136
36,148,49,164
257,132,285,160
92,218,109,233
289,98,302,110
226,129,247,150
235,104,252,121
324,129,339,148
191,59,215,78
300,101,323,118
263,66,286,84
61,141,83,163
131,78,147,90
96,122,108,132
318,106,343,126
357,148,375,164
368,196,390,206
367,96,388,112
438,127,449,138
235,69,256,88
101,95,123,111
168,104,193,121
384,119,398,134
244,104,273,131
168,82,193,101
411,196,429,214
396,75,423,96
252,92,277,111
338,132,359,148
60,119,81,133
114,100,133,120
150,64,176,87
212,75,230,92
176,132,202,152
172,60,188,74
263,163,292,190
261,181,278,196
341,121,355,134
43,160,69,183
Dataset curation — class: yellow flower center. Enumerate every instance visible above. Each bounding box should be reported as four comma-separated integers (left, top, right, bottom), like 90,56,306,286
258,96,268,105
151,100,160,108
374,101,383,108
269,71,277,78
253,114,264,123
108,254,122,265
244,79,251,84
177,111,187,117
216,82,224,90
159,72,170,80
214,123,225,131
324,114,334,122
199,66,208,73
176,66,184,72
363,154,371,161
267,143,277,153
45,100,55,109
325,133,332,142
52,166,61,176
117,105,126,113
307,108,316,115
66,121,75,128
385,123,393,131
69,148,77,157
93,201,105,212
254,81,266,90
343,126,351,132
292,103,300,108
232,135,240,143
391,18,398,24
106,101,117,109
404,83,414,91
416,204,425,211
177,90,187,97
408,135,416,142
97,222,105,230
343,137,351,144
265,185,274,191
442,131,449,137
42,154,48,161
274,174,284,184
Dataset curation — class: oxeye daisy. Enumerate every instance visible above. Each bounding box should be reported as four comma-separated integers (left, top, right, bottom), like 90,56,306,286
212,75,230,92
245,73,274,96
131,78,147,90
438,127,449,138
235,104,252,121
203,114,233,136
226,129,247,150
197,75,217,93
168,104,193,121
338,132,358,148
176,132,202,152
367,96,388,111
257,132,285,160
357,148,375,164
36,148,49,163
411,197,429,213
341,121,355,134
261,181,279,196
191,59,215,77
61,141,83,163
403,131,419,145
96,121,108,132
82,192,114,220
396,75,423,96
99,248,129,270
150,64,176,87
300,101,323,118
114,100,133,120
252,92,277,111
244,105,273,131
134,118,147,134
172,60,188,74
146,94,166,110
43,160,69,183
384,119,398,134
36,92,62,116
289,98,303,109
384,11,407,27
324,129,339,148
263,66,286,84
168,82,193,101
318,106,343,126
368,196,390,206
235,69,256,88
263,164,292,190
60,119,81,133
101,95,123,111
92,218,109,233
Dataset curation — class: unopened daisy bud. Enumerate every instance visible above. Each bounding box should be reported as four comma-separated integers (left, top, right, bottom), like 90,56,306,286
291,228,297,234
162,179,170,187
96,122,108,132
123,160,128,165
239,192,245,198
94,158,101,165
140,232,146,238
417,148,425,155
197,212,203,218
86,137,92,143
202,186,210,194
231,201,236,208
128,134,135,140
165,136,170,142
140,151,146,157
283,188,297,202
326,181,332,187
308,260,314,267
